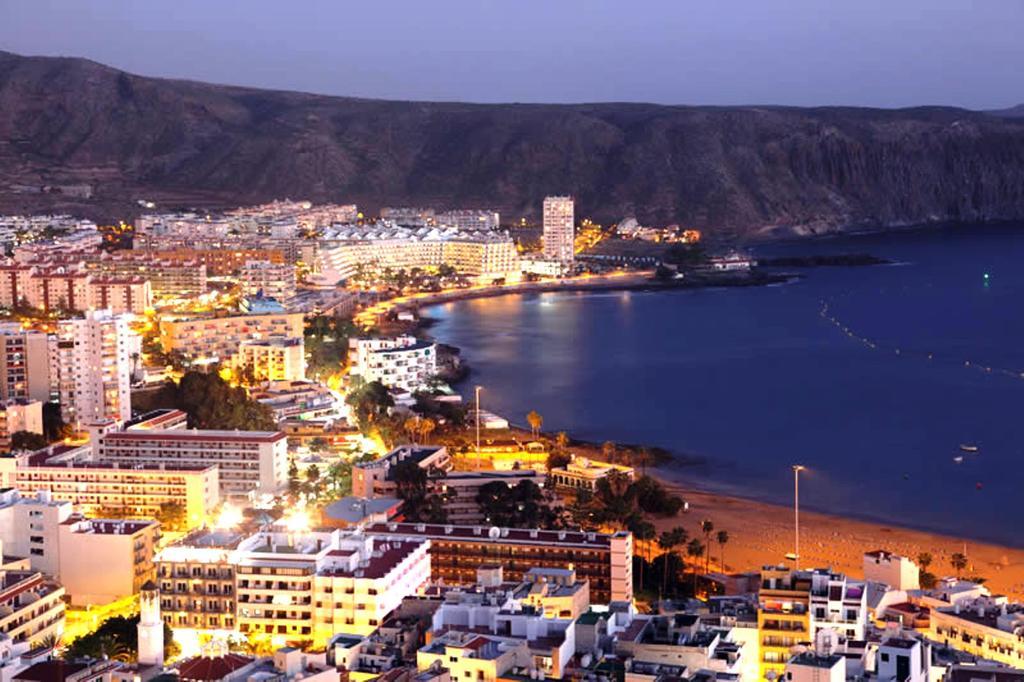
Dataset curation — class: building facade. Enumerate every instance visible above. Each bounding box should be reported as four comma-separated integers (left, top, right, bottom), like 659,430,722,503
542,196,574,265
54,310,134,428
348,336,437,392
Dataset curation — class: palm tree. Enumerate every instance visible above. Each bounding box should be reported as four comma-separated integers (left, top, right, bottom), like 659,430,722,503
526,410,543,438
633,521,657,593
716,530,730,572
658,527,687,597
916,552,933,571
950,552,968,577
601,441,618,463
555,431,570,453
700,519,715,574
686,538,705,595
634,447,654,476
419,418,437,444
404,416,420,443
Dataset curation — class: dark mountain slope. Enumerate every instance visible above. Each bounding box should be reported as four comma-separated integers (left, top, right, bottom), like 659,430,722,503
2,50,1024,238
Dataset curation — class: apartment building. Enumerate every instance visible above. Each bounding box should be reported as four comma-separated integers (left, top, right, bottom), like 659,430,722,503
0,262,151,314
0,447,218,528
0,324,51,403
159,311,304,366
133,246,288,277
237,337,306,382
864,549,921,591
436,470,547,524
54,310,134,428
757,566,868,681
929,596,1024,668
0,400,43,447
96,427,288,501
542,196,575,264
363,522,634,605
0,569,64,647
58,517,160,606
239,260,296,303
351,445,452,499
435,210,501,231
156,526,432,647
348,336,437,392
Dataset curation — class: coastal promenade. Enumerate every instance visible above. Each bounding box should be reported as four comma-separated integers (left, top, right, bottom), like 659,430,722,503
354,270,653,327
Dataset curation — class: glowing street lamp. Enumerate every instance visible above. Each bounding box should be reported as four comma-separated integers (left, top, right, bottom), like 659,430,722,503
792,465,806,569
475,385,482,470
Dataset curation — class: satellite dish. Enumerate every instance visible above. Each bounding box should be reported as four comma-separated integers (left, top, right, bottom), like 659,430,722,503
488,526,501,540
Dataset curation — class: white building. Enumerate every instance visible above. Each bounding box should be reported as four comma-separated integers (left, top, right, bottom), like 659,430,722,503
155,525,432,647
349,336,437,392
0,400,42,447
95,427,288,501
542,196,575,265
0,489,160,606
54,310,134,428
237,337,306,382
864,550,921,591
239,260,296,303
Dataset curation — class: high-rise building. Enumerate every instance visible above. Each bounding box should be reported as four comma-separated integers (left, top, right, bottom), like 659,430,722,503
542,196,575,264
0,323,52,403
55,310,134,428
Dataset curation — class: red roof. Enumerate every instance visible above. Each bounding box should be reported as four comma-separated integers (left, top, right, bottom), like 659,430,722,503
177,654,254,682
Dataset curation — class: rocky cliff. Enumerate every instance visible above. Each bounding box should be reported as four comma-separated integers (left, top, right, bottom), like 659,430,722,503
2,50,1024,239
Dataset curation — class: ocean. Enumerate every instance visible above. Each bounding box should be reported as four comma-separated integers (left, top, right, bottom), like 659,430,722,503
424,225,1024,546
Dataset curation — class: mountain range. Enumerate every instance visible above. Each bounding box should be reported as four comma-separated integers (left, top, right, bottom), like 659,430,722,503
2,50,1024,239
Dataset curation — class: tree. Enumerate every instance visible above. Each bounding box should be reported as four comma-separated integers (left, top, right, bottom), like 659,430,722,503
476,480,555,528
346,379,395,431
950,552,969,577
601,441,617,463
686,538,705,594
917,552,933,570
404,416,421,443
393,460,447,523
716,530,730,573
658,527,687,597
631,519,657,593
917,552,936,588
418,417,437,444
526,410,543,438
700,519,715,574
306,464,322,498
10,431,48,451
155,501,187,531
287,460,302,502
554,431,570,452
63,615,176,662
175,371,276,430
634,447,654,476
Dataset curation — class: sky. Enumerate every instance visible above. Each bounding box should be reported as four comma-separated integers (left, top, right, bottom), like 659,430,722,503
1,0,1022,109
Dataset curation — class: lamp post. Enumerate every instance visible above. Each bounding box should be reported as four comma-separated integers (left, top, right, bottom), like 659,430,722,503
475,385,482,469
792,465,805,569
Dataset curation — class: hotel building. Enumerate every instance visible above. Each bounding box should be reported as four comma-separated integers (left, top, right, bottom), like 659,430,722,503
156,526,432,646
348,336,437,392
239,261,297,303
58,517,160,606
929,596,1024,668
0,262,151,314
549,455,635,492
95,427,288,501
159,311,304,366
54,310,134,428
352,445,451,499
757,566,868,681
435,209,501,231
362,522,633,605
0,399,43,447
0,446,218,529
542,196,575,264
236,337,306,382
0,324,51,403
0,568,64,647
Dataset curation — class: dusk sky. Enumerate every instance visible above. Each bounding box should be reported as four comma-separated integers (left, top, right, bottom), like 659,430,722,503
2,0,1022,109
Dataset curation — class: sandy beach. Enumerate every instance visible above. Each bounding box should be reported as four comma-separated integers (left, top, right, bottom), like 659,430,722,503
649,467,1024,600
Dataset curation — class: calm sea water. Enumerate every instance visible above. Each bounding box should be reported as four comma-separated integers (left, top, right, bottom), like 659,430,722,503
424,226,1024,546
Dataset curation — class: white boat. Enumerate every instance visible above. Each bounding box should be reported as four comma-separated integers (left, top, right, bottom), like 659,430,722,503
960,444,979,453
953,456,964,464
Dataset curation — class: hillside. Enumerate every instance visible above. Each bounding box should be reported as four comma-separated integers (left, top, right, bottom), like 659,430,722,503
2,50,1024,239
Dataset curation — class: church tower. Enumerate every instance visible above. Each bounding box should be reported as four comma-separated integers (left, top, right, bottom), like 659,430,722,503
137,580,164,668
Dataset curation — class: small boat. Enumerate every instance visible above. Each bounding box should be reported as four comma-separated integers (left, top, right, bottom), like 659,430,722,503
953,456,964,464
960,444,979,453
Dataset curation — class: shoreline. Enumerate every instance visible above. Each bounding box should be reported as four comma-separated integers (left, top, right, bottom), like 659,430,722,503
649,467,1024,601
405,262,1024,597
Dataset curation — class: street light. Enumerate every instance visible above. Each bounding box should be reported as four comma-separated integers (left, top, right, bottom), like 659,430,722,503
792,465,806,569
475,385,482,470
